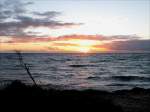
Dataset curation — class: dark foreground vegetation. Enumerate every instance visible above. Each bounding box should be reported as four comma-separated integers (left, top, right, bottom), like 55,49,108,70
0,81,150,112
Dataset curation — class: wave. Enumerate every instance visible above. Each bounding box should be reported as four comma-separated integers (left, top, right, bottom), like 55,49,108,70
112,76,150,81
87,76,101,80
107,83,150,87
69,64,97,68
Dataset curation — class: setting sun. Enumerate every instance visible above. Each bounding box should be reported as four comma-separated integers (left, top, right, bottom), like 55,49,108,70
78,47,90,53
74,40,95,53
50,39,103,53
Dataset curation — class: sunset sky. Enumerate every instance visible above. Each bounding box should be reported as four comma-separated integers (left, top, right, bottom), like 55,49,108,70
0,0,150,53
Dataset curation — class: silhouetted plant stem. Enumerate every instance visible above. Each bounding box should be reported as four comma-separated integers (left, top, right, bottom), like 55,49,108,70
15,51,37,86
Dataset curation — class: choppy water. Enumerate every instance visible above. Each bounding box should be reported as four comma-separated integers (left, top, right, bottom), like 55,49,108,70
0,53,150,91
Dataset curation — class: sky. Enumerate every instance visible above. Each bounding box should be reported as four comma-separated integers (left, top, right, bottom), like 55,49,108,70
0,0,150,53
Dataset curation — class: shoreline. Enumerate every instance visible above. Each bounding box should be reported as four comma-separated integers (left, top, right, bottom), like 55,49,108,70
0,80,150,112
1,80,149,92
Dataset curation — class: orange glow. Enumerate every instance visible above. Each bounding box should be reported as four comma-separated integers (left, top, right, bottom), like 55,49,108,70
0,36,111,53
51,39,105,53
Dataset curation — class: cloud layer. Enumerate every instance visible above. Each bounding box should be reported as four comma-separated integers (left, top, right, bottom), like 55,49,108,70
1,34,150,52
0,0,81,37
106,40,150,52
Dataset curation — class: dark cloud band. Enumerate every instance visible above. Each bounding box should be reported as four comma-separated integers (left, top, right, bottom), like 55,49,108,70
0,0,82,37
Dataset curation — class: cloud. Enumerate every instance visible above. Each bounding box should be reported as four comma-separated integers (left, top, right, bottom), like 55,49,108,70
55,34,138,41
1,33,149,52
0,0,32,20
0,0,82,37
32,11,61,18
2,34,142,43
3,34,138,43
106,40,150,52
53,34,150,53
3,37,53,43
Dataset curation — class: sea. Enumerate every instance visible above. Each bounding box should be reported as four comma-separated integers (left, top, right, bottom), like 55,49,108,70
0,53,150,91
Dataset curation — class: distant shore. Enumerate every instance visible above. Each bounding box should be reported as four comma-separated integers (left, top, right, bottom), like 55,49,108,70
0,80,150,112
